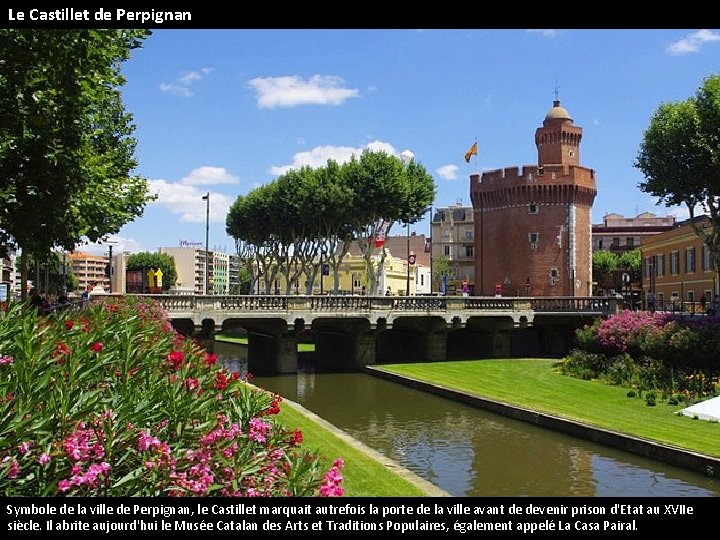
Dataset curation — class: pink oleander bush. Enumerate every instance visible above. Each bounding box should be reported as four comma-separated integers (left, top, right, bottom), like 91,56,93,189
558,310,720,404
0,297,343,496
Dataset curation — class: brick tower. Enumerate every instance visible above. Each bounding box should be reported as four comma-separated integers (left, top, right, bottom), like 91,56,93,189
470,100,597,296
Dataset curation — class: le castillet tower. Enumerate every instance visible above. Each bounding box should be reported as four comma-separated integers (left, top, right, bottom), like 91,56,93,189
470,100,597,296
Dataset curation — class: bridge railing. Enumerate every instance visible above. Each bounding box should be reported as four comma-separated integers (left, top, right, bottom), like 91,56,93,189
138,294,616,316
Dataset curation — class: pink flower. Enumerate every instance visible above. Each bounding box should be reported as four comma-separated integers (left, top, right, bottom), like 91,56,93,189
203,353,218,366
91,341,104,353
17,441,32,455
292,429,303,446
3,456,20,479
167,350,184,369
38,453,51,466
0,355,14,366
58,479,72,493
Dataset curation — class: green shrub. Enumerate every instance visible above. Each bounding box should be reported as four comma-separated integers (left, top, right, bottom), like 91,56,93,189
557,349,608,380
645,391,657,407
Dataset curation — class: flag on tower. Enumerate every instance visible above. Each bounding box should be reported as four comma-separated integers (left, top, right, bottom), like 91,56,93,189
464,142,478,163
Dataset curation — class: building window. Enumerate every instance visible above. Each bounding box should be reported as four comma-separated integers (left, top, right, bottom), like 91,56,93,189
550,267,559,285
670,251,679,275
612,237,620,247
465,230,473,241
702,245,713,271
657,292,664,309
687,290,695,303
465,246,474,257
420,274,424,286
569,150,575,158
626,237,634,248
657,254,665,277
442,228,451,239
444,245,450,256
598,239,603,249
685,247,696,273
528,203,538,214
529,232,539,243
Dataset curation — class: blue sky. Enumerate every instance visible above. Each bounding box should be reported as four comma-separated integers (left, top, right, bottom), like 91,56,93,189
94,29,720,256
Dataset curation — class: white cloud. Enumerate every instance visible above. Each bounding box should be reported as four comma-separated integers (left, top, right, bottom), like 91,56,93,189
667,29,720,55
593,118,600,126
159,83,193,97
399,150,415,163
148,179,234,224
180,166,239,186
269,140,403,175
527,29,558,38
436,164,459,180
248,75,359,108
147,167,237,224
77,236,146,256
160,67,213,97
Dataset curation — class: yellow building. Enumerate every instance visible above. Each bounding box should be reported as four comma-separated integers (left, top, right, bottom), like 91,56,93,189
260,251,416,295
641,216,717,311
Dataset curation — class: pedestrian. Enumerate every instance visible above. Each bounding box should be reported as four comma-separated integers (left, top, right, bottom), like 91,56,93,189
28,288,43,312
81,284,91,305
700,294,707,313
647,291,655,313
385,287,392,296
495,283,503,297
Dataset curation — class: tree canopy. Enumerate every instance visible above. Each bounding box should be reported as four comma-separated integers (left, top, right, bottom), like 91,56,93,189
0,29,154,295
226,150,436,295
636,74,720,290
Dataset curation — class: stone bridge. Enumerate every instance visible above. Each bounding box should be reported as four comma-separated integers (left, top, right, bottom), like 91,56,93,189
142,295,618,375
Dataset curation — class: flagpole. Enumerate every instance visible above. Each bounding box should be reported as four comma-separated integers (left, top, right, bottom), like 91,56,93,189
474,137,478,173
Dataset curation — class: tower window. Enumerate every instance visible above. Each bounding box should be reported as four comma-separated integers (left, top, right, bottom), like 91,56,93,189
529,232,539,247
528,203,538,214
569,150,575,157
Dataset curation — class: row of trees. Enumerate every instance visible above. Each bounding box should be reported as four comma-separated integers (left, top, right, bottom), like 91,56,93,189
226,150,436,296
0,30,154,298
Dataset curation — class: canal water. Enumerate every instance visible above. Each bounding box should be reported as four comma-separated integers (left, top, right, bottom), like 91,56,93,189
215,341,719,497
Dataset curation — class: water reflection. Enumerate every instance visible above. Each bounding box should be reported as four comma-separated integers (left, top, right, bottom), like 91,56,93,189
215,341,718,497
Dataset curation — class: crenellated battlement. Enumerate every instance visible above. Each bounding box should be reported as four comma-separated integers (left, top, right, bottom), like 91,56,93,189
472,164,595,192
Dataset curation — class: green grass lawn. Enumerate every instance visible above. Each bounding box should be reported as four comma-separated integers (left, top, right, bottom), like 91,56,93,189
215,334,315,352
377,359,720,458
277,402,427,496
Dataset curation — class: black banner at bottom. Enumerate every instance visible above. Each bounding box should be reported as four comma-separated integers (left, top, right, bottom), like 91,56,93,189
1,497,709,535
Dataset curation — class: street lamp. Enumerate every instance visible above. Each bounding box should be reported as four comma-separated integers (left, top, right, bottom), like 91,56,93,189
406,220,411,296
400,150,414,296
202,192,210,295
105,239,118,294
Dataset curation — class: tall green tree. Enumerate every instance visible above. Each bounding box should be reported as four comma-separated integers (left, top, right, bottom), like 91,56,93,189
0,29,154,297
432,255,454,293
635,74,720,295
126,252,177,291
591,250,618,293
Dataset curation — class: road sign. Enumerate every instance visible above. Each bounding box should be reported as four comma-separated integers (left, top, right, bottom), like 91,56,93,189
408,253,416,265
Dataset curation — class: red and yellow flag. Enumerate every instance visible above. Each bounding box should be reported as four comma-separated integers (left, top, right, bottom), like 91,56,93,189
464,142,478,163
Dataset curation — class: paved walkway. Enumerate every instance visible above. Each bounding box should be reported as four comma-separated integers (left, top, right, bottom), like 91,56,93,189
681,396,720,422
